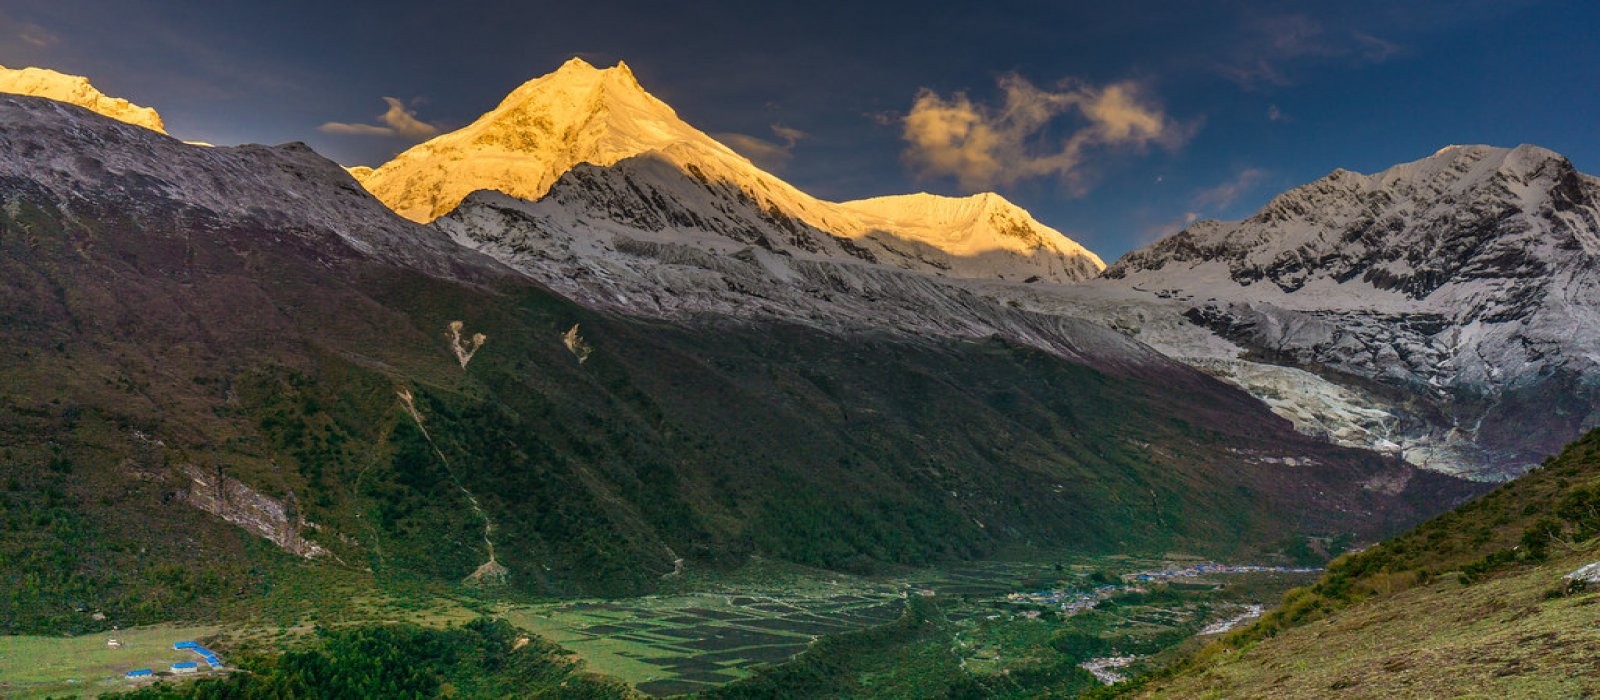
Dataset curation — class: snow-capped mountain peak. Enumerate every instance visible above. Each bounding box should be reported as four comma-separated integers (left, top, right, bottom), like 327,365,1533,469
481,57,673,139
361,57,1106,283
1095,143,1600,479
0,65,166,134
1109,143,1592,293
357,58,740,223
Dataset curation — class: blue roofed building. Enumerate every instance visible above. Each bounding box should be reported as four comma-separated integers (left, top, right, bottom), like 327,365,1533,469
126,669,154,680
171,661,199,674
173,641,198,650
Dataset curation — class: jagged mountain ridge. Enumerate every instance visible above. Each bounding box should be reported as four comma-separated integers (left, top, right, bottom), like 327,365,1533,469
0,64,166,134
0,93,493,280
357,58,1102,283
1095,144,1600,479
437,155,1129,367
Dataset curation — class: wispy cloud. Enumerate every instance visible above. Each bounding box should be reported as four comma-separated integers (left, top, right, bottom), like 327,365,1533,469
319,97,440,140
1191,168,1268,210
0,9,58,55
0,10,58,53
1353,32,1402,63
900,74,1195,192
1219,15,1404,90
715,123,806,171
1141,168,1270,244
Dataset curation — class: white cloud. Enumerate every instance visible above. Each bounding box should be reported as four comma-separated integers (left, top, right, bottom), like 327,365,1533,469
319,97,440,140
769,123,805,145
715,123,807,171
901,74,1193,191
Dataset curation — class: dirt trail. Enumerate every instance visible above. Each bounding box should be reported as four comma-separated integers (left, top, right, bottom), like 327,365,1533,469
396,387,507,585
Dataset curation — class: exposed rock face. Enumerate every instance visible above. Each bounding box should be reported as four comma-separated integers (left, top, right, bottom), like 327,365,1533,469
176,464,327,558
1563,561,1600,591
1095,145,1600,479
0,65,166,134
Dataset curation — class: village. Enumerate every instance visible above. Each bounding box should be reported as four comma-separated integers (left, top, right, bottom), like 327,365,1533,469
1121,562,1322,583
122,640,225,684
1002,582,1145,618
995,561,1321,619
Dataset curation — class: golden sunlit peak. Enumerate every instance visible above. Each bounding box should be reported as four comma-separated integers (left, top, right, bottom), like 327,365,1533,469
557,56,597,72
553,57,633,78
0,64,166,134
519,57,643,96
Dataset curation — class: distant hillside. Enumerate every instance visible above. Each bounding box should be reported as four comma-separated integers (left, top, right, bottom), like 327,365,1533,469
0,93,1475,636
1138,429,1600,698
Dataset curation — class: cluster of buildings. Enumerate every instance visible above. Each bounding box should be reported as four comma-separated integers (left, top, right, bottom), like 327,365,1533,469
1079,655,1140,685
123,640,224,682
1121,562,1320,583
1003,583,1145,617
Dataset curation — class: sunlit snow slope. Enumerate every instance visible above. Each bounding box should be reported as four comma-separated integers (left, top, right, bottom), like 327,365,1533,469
0,65,166,134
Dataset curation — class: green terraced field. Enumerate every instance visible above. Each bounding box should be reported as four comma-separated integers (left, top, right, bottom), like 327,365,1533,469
506,587,905,696
494,556,1316,697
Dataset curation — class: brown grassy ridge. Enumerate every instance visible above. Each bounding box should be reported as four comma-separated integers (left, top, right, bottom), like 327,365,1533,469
1130,429,1600,698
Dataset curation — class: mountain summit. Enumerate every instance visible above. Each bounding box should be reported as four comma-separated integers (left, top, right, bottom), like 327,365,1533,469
357,58,734,223
358,58,1105,283
0,65,166,134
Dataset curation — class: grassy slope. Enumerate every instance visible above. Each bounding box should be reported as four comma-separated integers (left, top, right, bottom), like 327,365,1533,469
0,624,219,699
1138,429,1600,698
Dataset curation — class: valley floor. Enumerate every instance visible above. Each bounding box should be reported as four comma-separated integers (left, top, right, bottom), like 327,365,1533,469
0,555,1321,699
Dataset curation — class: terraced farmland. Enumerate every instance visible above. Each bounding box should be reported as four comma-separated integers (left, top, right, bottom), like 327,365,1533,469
506,589,906,696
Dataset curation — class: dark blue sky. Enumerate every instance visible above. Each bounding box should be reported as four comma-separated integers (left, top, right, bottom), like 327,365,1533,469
2,0,1594,260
